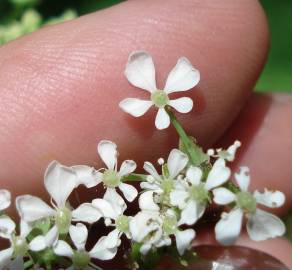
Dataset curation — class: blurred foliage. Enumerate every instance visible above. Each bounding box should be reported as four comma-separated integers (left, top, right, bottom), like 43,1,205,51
0,0,291,242
256,0,292,92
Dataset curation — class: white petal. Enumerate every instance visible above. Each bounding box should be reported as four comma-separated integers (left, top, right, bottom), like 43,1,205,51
20,220,32,238
213,188,236,205
175,229,195,255
72,165,102,188
97,140,118,170
0,248,13,268
16,195,55,222
72,203,102,223
205,159,231,190
119,98,153,117
234,166,250,191
69,223,88,251
139,191,159,211
167,149,188,179
92,199,118,219
178,201,201,226
254,189,285,208
119,183,138,202
0,216,15,238
53,240,74,257
103,229,121,249
226,140,241,161
45,225,59,247
186,166,202,186
119,160,137,177
155,108,170,130
143,162,160,180
164,57,200,94
247,209,286,241
29,236,47,251
140,181,160,191
215,208,243,245
90,235,118,260
124,51,156,92
0,189,11,211
8,257,24,270
44,161,77,207
103,188,127,215
170,190,188,208
169,97,193,113
140,243,152,255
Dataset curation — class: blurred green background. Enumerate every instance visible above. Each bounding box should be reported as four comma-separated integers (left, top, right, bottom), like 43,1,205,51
0,0,291,239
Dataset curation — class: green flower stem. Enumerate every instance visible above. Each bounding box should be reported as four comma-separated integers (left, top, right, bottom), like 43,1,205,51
166,107,201,165
89,262,103,270
123,173,148,182
24,259,34,269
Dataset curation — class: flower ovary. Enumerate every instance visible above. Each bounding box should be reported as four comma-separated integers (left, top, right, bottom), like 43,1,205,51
116,215,129,233
103,169,121,188
72,251,90,269
12,236,28,257
151,90,169,108
236,191,257,213
163,215,177,235
189,184,209,204
55,207,72,234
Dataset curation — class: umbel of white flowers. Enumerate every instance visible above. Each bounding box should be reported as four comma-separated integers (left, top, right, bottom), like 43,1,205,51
0,51,287,270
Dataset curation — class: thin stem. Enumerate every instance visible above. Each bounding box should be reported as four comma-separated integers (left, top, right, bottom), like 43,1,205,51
166,108,197,164
123,173,147,182
89,262,103,270
24,259,34,269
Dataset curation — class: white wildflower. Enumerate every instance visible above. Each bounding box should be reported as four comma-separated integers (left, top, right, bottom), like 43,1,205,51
213,166,286,245
141,149,188,204
54,223,118,270
207,140,241,162
119,51,200,130
0,219,56,268
96,140,138,202
92,187,131,247
170,158,231,225
16,161,102,236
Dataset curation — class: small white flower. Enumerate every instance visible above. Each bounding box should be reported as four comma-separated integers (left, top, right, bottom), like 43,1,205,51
141,149,188,203
207,140,241,162
96,140,138,202
0,189,11,212
92,187,131,246
119,51,200,130
170,159,231,225
54,223,118,269
0,219,53,268
130,191,195,256
213,166,286,245
16,161,102,236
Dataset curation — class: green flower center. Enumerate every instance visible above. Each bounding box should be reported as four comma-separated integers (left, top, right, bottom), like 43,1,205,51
163,215,177,235
55,207,72,234
161,179,174,194
189,183,209,204
72,251,90,269
13,236,28,257
237,191,257,213
151,90,169,108
116,215,129,233
103,169,121,188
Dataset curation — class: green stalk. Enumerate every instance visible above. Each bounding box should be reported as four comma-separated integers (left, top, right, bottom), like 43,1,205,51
166,108,209,166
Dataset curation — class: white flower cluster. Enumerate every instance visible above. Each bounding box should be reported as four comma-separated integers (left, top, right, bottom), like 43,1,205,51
0,51,287,269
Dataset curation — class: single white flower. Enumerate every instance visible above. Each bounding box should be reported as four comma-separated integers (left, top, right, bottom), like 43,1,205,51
207,140,241,162
119,51,200,130
16,161,102,236
141,149,188,204
92,188,131,246
0,189,11,212
170,158,231,225
0,219,55,269
96,140,138,202
213,166,286,245
131,191,195,255
54,223,118,270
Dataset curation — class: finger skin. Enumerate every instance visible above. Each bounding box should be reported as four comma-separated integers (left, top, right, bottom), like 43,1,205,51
217,93,292,213
0,0,268,197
